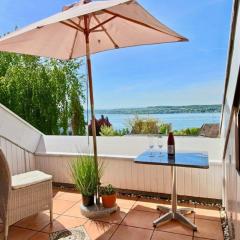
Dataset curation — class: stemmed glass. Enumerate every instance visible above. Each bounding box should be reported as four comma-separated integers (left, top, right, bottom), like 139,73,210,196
157,135,163,156
148,135,154,157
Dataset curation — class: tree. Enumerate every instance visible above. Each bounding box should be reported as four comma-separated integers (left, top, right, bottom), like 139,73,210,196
70,78,86,135
0,52,86,135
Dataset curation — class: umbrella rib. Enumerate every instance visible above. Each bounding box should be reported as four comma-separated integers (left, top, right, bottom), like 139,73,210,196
60,21,83,32
92,14,119,48
92,29,104,32
89,16,116,32
67,19,85,32
69,19,81,59
103,9,186,41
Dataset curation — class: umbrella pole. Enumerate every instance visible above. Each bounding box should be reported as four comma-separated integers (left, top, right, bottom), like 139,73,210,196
84,16,100,205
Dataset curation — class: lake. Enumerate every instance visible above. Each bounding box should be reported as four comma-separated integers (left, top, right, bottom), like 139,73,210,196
90,112,221,130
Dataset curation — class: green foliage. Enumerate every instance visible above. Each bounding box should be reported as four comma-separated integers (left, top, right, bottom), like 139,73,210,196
117,128,130,136
126,116,200,136
70,85,85,135
174,128,200,136
0,52,86,135
70,156,104,196
159,123,172,134
100,184,116,196
128,116,159,134
99,126,116,136
99,125,129,136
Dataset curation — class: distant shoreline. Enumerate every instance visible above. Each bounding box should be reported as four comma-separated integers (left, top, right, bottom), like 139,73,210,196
94,104,222,115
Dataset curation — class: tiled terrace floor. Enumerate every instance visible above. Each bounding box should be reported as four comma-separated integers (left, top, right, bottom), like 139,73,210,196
0,188,224,240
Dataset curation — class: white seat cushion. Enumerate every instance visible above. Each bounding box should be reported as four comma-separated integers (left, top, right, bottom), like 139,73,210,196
12,170,52,190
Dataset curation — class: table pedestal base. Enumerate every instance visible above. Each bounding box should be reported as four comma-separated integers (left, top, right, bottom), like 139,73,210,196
157,205,194,215
153,166,197,231
153,206,197,230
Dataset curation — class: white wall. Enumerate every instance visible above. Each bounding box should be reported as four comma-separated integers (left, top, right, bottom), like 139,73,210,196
36,154,222,199
35,135,222,199
220,0,240,238
0,104,40,175
223,119,240,239
0,136,35,175
36,135,222,162
0,103,42,153
221,0,240,140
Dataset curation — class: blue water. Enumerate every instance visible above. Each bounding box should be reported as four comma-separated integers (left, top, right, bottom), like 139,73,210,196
88,112,221,130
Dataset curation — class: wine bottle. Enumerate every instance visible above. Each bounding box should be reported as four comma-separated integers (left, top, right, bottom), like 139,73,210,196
167,132,175,156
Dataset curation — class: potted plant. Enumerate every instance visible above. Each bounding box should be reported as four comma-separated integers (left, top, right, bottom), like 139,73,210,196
100,184,117,208
70,155,103,207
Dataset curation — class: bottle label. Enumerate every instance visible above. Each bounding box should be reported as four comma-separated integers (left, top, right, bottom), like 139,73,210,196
168,145,175,155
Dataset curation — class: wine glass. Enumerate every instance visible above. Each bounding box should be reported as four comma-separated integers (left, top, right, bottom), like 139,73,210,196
157,135,163,156
148,135,154,156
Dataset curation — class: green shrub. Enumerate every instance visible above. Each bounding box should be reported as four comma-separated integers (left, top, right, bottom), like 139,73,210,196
100,126,116,136
128,116,172,135
174,128,200,136
100,184,116,195
70,156,104,196
159,123,172,134
128,116,159,134
100,125,129,136
118,128,130,135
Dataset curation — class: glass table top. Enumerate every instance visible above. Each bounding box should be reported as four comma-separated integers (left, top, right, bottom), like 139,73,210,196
135,151,209,169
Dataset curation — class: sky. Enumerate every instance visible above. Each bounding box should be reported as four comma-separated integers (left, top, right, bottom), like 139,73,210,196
0,0,233,109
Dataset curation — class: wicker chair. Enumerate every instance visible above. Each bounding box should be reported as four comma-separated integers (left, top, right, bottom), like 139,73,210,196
0,149,53,240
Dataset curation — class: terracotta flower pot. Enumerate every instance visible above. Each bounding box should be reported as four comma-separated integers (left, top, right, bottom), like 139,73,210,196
101,194,116,208
82,195,94,206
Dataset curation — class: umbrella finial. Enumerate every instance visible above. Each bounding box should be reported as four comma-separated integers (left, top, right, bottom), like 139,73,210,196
80,0,91,4
62,0,91,11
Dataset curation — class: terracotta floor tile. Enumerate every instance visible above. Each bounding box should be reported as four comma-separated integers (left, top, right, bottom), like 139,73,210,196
121,209,160,229
194,219,224,240
84,220,118,240
195,206,220,222
133,199,195,218
95,208,129,224
42,215,87,233
152,231,193,240
0,189,224,240
29,232,49,240
54,192,82,202
116,198,137,210
52,189,64,198
14,212,57,231
110,225,153,240
52,199,76,214
177,209,195,219
193,238,211,240
155,218,194,236
7,226,36,240
132,198,167,213
63,202,87,219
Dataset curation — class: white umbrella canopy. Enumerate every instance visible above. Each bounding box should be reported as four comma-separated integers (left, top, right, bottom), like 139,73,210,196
0,0,187,59
0,0,187,203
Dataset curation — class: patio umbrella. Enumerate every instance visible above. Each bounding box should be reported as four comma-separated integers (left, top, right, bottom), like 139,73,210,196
0,0,187,202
